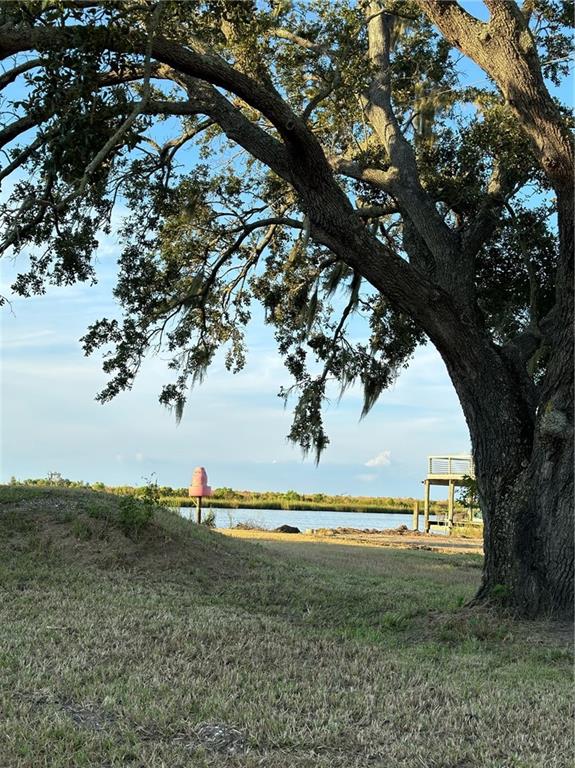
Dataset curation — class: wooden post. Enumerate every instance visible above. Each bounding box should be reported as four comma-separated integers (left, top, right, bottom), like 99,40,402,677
424,481,430,533
196,496,202,524
448,481,455,531
412,500,420,531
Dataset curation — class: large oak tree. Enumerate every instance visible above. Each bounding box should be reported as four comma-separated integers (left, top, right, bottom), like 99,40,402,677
0,0,572,616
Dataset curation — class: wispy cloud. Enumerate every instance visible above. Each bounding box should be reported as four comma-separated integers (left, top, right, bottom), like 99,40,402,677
365,450,392,468
0,330,56,350
356,473,378,483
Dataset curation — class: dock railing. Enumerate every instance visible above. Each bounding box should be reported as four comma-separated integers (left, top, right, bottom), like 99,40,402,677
427,455,474,478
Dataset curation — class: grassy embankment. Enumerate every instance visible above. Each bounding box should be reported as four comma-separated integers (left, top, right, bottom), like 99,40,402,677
0,486,570,768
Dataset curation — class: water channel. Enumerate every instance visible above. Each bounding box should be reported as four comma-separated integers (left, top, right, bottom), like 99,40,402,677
177,506,420,531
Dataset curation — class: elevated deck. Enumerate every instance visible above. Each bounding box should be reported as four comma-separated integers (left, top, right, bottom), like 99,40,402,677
426,454,474,485
421,454,475,533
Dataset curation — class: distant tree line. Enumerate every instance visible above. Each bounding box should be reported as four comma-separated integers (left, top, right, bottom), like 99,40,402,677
7,474,453,513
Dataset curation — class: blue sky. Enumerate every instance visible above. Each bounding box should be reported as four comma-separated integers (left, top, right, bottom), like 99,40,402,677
1,3,571,497
1,200,469,495
1,240,469,495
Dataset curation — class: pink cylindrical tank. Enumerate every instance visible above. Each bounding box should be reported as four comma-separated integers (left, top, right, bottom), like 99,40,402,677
188,466,212,497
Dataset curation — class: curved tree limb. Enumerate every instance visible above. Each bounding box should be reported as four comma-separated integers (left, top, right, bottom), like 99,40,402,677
415,0,574,193
0,57,41,89
363,2,463,293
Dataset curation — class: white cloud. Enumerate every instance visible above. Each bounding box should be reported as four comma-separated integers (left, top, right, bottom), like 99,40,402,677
365,450,392,468
135,452,144,462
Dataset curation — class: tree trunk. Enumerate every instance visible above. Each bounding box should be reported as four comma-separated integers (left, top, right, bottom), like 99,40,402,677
444,254,574,618
474,361,573,617
506,187,574,616
323,211,573,618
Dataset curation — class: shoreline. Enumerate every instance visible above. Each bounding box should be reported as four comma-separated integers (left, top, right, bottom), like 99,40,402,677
171,500,442,514
217,527,484,555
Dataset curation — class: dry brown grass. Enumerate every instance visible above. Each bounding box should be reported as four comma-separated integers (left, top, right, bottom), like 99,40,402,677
220,526,484,554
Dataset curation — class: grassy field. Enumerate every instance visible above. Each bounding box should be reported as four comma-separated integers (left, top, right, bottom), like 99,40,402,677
0,486,571,768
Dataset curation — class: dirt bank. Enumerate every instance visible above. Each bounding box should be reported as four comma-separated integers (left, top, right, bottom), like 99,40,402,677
217,527,483,555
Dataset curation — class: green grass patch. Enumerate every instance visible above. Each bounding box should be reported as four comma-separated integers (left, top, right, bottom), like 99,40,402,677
0,485,571,767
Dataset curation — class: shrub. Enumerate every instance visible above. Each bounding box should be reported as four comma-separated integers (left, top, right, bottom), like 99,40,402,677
117,496,153,538
202,509,216,528
141,475,161,507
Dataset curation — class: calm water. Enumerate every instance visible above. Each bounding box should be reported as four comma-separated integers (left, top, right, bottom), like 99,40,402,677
177,506,420,531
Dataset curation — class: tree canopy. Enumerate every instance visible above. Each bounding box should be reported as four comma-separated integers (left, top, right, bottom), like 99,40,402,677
1,0,571,460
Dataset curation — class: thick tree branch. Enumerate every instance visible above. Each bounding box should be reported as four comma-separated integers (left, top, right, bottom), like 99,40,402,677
0,114,36,150
175,76,292,183
327,155,395,190
417,0,573,365
0,132,44,182
0,57,41,89
415,0,574,193
356,203,398,218
228,216,303,235
363,2,461,290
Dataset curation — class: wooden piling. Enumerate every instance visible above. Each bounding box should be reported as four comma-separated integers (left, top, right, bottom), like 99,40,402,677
447,480,455,529
412,500,420,531
423,480,430,533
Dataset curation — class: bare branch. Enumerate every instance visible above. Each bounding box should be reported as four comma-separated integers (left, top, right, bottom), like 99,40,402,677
198,215,294,306
302,69,341,123
0,133,44,183
463,162,520,261
267,28,324,52
159,117,214,159
228,216,303,234
223,221,281,308
356,203,398,218
327,155,395,190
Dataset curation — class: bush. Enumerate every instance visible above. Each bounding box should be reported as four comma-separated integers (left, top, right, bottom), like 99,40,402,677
201,509,216,528
117,496,153,538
